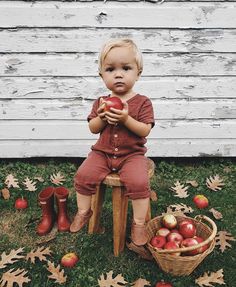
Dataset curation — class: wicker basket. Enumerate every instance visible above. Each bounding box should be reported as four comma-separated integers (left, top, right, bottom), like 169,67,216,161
146,215,217,276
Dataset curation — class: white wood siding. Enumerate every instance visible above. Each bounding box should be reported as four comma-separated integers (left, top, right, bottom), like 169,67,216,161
0,1,236,157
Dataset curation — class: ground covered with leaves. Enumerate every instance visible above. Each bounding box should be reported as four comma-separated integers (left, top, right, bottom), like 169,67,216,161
0,158,236,287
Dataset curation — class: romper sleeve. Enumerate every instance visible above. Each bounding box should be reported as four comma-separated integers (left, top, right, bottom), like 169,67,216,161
138,98,155,128
87,97,100,122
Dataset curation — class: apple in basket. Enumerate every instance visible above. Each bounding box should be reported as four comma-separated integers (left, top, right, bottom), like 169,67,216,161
193,194,209,209
164,241,181,256
179,221,196,238
181,237,199,256
150,235,166,249
162,214,177,229
103,97,123,112
156,227,170,237
155,281,173,287
167,231,183,246
194,236,209,253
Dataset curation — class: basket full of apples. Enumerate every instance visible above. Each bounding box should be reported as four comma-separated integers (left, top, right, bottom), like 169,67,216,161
146,214,217,276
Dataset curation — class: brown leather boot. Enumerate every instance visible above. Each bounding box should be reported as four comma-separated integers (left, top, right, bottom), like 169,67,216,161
54,187,71,232
131,221,148,246
37,187,55,236
70,209,93,233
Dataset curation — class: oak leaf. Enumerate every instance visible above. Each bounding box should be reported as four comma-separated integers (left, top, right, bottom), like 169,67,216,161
26,246,52,263
195,269,225,287
215,231,236,252
4,174,19,188
131,278,151,286
0,268,31,287
209,208,223,220
34,176,44,182
169,181,189,198
98,270,127,287
47,261,67,284
186,180,199,187
162,203,194,217
23,177,37,192
0,248,24,270
1,188,10,200
206,175,224,191
50,172,65,186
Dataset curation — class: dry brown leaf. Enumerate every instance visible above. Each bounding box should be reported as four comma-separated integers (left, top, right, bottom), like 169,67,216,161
131,278,151,287
209,208,223,220
186,180,199,187
150,190,158,201
26,246,52,263
98,270,127,287
34,176,44,182
206,175,225,191
23,177,37,192
0,268,31,287
162,203,193,217
215,231,236,252
47,261,67,285
50,172,65,186
1,188,10,200
169,181,189,198
0,248,25,270
195,269,225,287
4,174,19,189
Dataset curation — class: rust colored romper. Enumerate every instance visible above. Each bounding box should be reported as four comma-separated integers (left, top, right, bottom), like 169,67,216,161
74,94,155,200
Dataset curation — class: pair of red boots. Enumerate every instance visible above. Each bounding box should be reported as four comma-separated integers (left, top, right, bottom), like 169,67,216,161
37,186,71,236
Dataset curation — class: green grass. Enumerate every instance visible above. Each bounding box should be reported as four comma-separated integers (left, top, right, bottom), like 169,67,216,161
0,158,236,287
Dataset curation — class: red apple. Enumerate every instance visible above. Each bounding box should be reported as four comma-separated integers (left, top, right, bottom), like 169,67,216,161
162,214,177,229
61,252,79,268
155,281,173,287
14,197,28,209
181,237,199,255
150,235,166,249
167,232,183,246
179,222,196,238
156,227,171,237
193,194,209,209
164,241,181,256
103,97,123,112
194,236,209,253
178,218,193,228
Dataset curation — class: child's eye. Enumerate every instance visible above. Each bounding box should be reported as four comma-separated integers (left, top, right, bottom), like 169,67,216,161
123,66,131,71
105,67,114,72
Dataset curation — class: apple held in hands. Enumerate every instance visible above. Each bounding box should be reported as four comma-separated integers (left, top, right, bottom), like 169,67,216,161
162,214,177,229
150,235,166,249
61,252,79,268
14,197,28,209
103,97,123,112
193,194,209,209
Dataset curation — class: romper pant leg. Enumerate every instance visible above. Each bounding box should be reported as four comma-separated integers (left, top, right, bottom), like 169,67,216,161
74,151,111,196
118,155,150,200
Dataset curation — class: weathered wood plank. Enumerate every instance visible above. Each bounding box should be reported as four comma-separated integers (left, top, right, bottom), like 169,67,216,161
1,28,236,53
0,2,236,28
1,77,236,100
1,98,236,120
1,120,235,139
0,138,235,158
1,53,236,76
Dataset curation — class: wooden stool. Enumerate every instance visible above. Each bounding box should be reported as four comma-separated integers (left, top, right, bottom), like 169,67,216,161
88,158,155,256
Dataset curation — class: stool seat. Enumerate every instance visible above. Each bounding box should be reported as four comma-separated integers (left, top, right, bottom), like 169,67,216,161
88,158,155,256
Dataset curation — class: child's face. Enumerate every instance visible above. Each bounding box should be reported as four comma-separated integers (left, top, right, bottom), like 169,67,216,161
100,46,140,97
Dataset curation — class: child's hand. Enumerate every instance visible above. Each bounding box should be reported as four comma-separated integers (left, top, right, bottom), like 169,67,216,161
97,98,107,122
105,101,129,125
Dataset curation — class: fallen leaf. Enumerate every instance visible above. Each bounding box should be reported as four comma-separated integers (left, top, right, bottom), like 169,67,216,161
0,248,25,270
131,278,151,286
209,208,223,220
23,177,37,191
195,269,225,287
150,190,158,201
206,175,224,191
26,246,52,263
1,188,10,200
98,270,127,287
47,261,67,284
34,176,44,182
4,174,19,188
0,268,31,287
215,231,236,252
169,181,189,198
50,172,65,186
162,203,193,217
186,180,199,187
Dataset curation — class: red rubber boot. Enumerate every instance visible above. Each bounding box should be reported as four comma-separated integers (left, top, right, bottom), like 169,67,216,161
37,187,55,236
55,187,71,232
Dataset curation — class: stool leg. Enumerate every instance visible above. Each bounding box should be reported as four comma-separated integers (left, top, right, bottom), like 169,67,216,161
88,184,105,234
112,186,128,256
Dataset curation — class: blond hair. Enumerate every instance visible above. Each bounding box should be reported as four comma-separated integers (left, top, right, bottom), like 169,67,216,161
98,38,143,74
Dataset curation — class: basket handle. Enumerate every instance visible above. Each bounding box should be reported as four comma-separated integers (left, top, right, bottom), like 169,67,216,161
149,215,217,254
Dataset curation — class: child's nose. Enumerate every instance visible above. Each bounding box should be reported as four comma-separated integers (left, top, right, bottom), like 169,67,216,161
114,69,123,78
